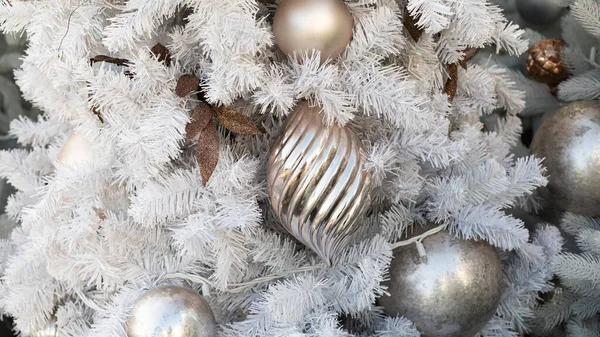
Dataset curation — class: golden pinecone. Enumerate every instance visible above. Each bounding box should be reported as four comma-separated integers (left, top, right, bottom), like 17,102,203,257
526,39,568,86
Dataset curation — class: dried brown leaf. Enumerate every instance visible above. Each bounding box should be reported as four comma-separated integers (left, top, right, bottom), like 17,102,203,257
90,55,130,67
176,74,200,97
403,11,424,42
216,108,261,135
197,120,220,186
151,43,172,66
186,102,215,141
444,63,458,101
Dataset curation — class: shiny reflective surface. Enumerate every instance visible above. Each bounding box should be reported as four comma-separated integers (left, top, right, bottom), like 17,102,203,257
273,0,353,63
517,0,563,25
526,39,567,86
57,133,93,167
127,286,217,337
267,102,371,265
530,100,600,216
380,227,503,337
31,316,58,337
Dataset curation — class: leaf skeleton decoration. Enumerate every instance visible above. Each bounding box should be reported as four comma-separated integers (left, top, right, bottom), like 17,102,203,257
177,75,261,185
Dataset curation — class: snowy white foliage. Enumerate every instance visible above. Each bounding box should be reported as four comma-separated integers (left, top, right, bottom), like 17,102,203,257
0,0,548,336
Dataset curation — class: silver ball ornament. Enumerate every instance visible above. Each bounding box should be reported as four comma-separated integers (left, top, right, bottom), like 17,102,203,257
57,133,93,167
379,227,503,337
127,286,217,337
266,101,371,265
273,0,354,64
31,317,58,337
516,0,563,26
530,100,600,217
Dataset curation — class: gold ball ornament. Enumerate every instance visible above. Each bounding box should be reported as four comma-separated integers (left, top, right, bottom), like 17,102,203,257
57,133,94,167
379,226,503,337
530,100,600,217
127,285,217,337
526,39,568,87
31,317,58,337
273,0,354,64
266,101,372,265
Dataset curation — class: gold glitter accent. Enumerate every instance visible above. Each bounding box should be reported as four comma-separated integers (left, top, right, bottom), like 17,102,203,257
216,108,261,135
197,119,220,186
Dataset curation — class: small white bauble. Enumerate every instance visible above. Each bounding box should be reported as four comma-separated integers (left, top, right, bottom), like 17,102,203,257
57,133,93,167
127,286,217,337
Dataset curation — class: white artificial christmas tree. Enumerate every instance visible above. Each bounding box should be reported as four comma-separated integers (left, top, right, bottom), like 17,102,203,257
0,0,563,336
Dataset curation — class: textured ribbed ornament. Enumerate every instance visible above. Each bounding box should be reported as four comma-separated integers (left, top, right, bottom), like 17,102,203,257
526,39,568,87
31,317,58,337
267,102,371,265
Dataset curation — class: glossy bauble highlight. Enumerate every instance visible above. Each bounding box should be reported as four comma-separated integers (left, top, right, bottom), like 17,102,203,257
127,286,217,337
379,226,503,337
273,0,353,64
57,133,93,167
530,100,600,216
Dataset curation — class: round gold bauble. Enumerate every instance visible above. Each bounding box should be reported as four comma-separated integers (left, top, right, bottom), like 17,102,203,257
127,286,217,337
31,317,58,337
273,0,353,64
526,39,568,87
57,133,93,167
379,226,503,337
530,100,600,217
266,101,371,265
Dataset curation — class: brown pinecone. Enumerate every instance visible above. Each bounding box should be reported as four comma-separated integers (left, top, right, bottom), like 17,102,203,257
526,39,568,86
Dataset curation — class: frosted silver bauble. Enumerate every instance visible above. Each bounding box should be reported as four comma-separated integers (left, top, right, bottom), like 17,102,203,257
31,317,58,337
267,101,371,265
379,226,503,337
57,133,93,167
530,100,600,217
516,0,563,25
127,286,217,337
273,0,354,64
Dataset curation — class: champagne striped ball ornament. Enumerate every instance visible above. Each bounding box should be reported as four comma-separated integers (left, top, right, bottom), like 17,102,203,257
266,101,372,265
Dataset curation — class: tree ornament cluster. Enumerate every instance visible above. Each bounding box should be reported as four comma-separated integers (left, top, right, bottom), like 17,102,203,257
127,286,217,337
379,226,503,337
273,0,353,63
530,100,600,217
266,101,372,265
526,39,568,92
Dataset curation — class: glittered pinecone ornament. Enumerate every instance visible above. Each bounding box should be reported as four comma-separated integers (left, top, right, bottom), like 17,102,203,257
273,0,353,63
526,39,568,91
127,286,217,337
31,316,58,337
530,100,600,217
379,225,503,337
267,101,372,265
